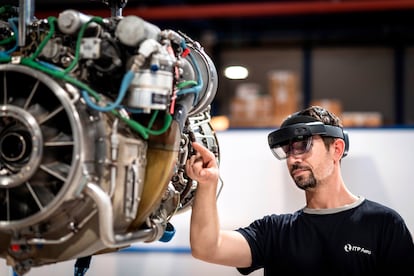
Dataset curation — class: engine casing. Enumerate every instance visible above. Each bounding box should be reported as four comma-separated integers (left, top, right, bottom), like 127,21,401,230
0,3,220,275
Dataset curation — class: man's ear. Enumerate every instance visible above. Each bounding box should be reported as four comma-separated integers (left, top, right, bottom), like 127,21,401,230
333,138,346,160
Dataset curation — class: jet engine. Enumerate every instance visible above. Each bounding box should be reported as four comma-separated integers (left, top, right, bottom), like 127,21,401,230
0,1,220,275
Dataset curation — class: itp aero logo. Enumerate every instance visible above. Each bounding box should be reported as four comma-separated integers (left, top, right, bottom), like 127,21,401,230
344,244,372,255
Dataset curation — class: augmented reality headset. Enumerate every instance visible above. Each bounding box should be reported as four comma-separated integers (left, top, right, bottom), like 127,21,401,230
268,120,349,159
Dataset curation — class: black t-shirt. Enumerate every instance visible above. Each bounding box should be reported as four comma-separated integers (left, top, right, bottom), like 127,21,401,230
236,198,414,275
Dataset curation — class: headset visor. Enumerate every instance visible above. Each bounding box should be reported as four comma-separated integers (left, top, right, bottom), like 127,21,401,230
268,121,348,160
271,136,313,160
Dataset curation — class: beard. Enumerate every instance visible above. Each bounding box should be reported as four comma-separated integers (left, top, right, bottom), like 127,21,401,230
290,164,317,191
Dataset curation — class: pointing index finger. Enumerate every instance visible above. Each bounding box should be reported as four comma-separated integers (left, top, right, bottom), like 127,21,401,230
191,142,216,163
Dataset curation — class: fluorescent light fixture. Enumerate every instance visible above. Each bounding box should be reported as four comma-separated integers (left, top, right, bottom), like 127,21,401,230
224,66,248,80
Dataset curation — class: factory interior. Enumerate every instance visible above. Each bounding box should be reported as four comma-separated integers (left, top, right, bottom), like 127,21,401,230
1,0,414,275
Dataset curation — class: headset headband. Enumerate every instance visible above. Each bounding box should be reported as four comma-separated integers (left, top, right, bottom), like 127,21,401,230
268,115,349,157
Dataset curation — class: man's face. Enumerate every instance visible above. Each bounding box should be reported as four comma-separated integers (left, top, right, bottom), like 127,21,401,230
286,135,335,191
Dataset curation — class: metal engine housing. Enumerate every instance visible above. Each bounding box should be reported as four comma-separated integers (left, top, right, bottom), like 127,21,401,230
0,2,220,275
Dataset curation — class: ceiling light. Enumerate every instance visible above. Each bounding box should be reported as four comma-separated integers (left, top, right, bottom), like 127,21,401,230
224,66,248,80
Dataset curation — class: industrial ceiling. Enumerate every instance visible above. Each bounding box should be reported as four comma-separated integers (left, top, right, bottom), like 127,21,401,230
7,1,414,47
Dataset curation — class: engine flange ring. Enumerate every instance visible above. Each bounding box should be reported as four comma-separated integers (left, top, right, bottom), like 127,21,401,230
0,105,43,188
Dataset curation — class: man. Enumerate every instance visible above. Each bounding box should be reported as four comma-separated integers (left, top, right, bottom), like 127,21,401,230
186,105,414,275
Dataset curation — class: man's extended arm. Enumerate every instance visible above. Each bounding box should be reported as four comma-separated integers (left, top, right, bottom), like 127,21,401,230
186,142,252,268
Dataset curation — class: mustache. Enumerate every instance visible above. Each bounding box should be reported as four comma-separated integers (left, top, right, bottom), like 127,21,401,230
290,164,309,174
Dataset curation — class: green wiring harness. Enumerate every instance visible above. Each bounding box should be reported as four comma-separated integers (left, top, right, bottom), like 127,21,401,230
0,11,173,140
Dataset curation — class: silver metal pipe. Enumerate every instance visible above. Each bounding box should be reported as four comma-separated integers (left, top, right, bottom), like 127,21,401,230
84,182,159,248
109,119,119,198
18,0,34,47
100,0,128,17
111,7,123,17
27,210,97,245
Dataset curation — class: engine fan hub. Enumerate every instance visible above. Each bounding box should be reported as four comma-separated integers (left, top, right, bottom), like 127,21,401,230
0,105,43,188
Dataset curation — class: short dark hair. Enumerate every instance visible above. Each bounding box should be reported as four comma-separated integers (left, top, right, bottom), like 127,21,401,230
295,105,342,127
292,105,343,150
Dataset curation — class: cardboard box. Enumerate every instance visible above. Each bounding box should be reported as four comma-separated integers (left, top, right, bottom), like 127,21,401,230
268,71,299,122
230,96,280,128
342,112,383,127
235,83,262,100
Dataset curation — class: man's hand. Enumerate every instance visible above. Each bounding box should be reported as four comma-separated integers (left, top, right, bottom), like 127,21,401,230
185,142,219,185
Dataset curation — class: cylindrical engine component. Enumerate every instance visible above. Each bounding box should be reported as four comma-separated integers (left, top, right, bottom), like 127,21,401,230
115,15,161,47
57,10,94,35
127,69,173,112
